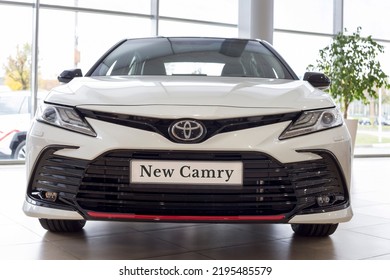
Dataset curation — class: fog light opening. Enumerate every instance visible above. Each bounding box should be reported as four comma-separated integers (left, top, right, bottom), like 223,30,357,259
43,191,58,202
316,195,331,207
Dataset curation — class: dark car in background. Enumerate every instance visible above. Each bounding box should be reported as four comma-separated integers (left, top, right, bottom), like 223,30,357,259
358,117,371,126
0,90,31,159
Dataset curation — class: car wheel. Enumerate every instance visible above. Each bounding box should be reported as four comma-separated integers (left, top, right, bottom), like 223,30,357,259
12,140,26,160
39,219,86,232
291,223,338,237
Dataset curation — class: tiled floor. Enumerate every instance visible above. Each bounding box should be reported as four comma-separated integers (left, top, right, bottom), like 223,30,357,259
0,157,390,260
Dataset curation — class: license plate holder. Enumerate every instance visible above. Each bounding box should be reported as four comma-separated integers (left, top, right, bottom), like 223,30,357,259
130,160,243,186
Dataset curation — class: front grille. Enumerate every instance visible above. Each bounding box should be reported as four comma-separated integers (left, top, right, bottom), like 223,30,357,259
77,108,300,143
77,151,296,216
28,148,348,220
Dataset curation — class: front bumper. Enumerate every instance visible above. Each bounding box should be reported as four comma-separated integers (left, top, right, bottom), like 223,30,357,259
23,199,353,224
24,119,352,224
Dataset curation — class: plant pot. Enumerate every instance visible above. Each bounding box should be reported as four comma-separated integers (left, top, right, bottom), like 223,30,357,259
345,119,358,152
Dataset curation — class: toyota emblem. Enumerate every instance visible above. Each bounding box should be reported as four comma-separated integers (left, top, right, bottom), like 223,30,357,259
169,120,207,143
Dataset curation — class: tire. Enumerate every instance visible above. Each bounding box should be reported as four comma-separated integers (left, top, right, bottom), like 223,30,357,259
39,219,86,233
12,140,26,160
291,223,338,237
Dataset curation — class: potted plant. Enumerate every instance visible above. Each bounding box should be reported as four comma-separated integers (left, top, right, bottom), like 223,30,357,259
308,27,389,147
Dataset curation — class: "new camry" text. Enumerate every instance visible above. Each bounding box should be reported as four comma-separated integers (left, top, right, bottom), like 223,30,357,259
139,164,235,182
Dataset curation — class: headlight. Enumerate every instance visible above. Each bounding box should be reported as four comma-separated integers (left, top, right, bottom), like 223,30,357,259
37,103,96,137
279,108,343,140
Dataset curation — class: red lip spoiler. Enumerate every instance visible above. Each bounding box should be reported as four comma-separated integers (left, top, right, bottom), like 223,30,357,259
87,211,286,222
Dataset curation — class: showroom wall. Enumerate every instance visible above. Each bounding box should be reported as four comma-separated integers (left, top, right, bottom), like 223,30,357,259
0,0,389,162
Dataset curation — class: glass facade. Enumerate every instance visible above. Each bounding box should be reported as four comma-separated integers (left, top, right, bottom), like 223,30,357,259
0,4,33,161
159,19,237,37
344,0,390,40
39,9,152,79
160,0,238,24
274,0,334,34
0,0,389,162
40,0,152,14
273,32,333,78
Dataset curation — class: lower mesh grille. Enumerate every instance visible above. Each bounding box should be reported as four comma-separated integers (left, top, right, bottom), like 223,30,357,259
77,151,296,216
29,149,348,219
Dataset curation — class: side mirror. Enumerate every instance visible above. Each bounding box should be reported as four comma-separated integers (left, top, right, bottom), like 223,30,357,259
58,69,83,83
303,72,330,90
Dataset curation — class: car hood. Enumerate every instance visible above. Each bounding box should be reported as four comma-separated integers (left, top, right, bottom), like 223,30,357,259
46,76,334,112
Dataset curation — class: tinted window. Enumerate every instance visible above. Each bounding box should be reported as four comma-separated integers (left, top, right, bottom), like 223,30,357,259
90,38,294,79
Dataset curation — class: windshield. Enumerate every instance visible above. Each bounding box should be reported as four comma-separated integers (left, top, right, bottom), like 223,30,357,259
89,38,295,79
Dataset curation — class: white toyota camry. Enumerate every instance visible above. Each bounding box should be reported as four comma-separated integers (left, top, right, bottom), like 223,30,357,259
23,37,352,236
